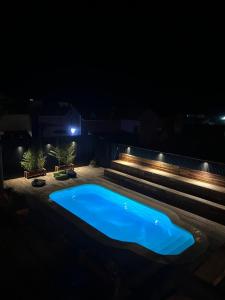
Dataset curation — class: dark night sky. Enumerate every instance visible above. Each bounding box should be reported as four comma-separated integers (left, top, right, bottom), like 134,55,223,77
0,10,224,114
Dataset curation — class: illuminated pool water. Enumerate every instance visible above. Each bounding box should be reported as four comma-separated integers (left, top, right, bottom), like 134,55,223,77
49,184,195,255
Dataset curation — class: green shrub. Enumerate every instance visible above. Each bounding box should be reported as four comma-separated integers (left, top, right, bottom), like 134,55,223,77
20,149,36,171
89,159,97,167
49,142,77,165
37,150,47,169
20,149,46,171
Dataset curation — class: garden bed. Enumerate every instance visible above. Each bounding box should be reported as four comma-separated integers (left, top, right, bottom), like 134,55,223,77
54,164,75,172
24,169,47,179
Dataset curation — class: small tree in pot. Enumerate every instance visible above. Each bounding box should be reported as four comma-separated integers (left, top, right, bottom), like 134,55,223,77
21,149,47,178
20,149,36,172
49,142,77,171
37,150,46,170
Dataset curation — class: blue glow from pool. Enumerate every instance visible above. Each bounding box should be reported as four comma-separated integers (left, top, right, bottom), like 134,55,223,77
49,184,195,255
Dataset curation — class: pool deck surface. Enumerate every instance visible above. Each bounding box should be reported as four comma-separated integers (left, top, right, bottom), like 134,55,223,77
5,166,104,195
3,166,225,299
5,166,225,251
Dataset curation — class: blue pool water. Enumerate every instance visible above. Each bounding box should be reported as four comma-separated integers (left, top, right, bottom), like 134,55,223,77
49,184,195,255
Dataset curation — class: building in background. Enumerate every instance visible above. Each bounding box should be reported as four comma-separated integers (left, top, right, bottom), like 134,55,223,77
80,106,140,145
0,98,83,179
38,102,81,137
84,119,139,135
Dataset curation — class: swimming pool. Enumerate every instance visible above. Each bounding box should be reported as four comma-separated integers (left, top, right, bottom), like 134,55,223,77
49,184,195,256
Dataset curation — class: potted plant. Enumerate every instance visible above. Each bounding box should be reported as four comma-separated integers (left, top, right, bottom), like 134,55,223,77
49,142,77,172
89,159,98,168
21,149,47,179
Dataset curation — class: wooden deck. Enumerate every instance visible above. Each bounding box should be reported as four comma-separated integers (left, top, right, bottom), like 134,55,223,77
4,165,225,298
112,159,225,204
120,153,225,187
5,165,225,249
5,166,104,197
105,168,225,225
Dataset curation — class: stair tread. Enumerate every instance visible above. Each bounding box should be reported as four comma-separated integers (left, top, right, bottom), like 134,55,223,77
105,168,225,211
113,159,225,194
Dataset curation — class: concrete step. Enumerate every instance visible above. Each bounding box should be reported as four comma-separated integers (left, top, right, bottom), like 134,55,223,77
104,168,225,225
111,160,225,206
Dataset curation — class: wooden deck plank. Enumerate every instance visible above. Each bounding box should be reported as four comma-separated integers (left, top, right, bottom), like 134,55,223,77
119,153,225,188
104,168,225,225
112,160,225,204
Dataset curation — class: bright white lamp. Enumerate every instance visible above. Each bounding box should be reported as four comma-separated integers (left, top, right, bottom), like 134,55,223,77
70,127,76,134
